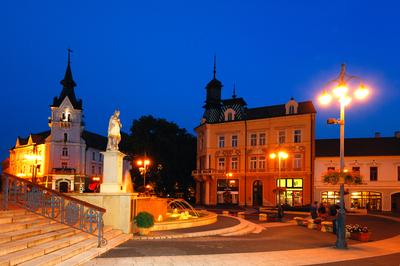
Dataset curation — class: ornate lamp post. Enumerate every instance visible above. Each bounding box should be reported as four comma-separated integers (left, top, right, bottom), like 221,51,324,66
136,158,151,193
318,64,369,249
270,151,289,207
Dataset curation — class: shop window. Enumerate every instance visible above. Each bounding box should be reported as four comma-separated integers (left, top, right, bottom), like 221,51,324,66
321,191,340,205
370,167,378,181
351,191,381,210
276,178,303,206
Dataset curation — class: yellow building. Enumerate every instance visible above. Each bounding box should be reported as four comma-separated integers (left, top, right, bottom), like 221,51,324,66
192,62,316,207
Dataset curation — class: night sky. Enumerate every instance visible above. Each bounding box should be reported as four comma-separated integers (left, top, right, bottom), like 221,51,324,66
1,0,400,162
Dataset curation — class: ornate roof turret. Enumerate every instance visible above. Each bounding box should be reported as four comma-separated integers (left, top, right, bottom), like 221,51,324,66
52,48,82,109
204,55,223,108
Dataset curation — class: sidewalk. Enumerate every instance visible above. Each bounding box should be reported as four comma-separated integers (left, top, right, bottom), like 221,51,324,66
86,234,400,265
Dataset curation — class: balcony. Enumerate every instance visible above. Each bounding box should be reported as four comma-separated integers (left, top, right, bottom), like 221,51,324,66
51,167,76,175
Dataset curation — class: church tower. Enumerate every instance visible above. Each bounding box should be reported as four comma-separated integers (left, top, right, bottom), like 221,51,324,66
46,49,86,175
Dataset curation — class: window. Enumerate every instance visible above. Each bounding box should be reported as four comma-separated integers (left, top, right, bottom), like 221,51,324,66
227,112,233,121
92,165,96,174
258,156,266,170
99,166,102,174
328,167,335,172
293,154,302,170
61,162,68,168
63,133,68,143
92,152,96,161
61,113,66,121
370,167,378,181
99,153,102,162
294,130,302,143
250,156,257,170
250,134,257,146
218,136,225,148
232,135,238,147
259,133,266,146
62,147,68,157
278,131,286,144
352,167,360,175
398,166,400,181
218,158,225,170
289,105,295,114
231,157,238,170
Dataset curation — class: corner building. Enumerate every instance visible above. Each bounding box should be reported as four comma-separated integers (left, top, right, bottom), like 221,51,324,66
192,64,316,207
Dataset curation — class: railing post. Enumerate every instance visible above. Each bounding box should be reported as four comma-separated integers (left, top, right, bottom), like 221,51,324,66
13,180,17,204
60,197,65,224
79,205,84,230
51,193,55,219
97,212,103,248
3,175,9,210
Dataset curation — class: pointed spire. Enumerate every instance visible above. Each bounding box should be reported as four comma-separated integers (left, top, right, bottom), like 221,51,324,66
60,48,76,88
232,82,237,99
213,54,217,79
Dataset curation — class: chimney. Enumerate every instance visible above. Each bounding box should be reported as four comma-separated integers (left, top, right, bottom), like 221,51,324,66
374,132,381,138
395,131,400,139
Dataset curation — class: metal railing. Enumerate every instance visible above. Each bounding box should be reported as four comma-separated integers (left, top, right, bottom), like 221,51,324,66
1,173,106,247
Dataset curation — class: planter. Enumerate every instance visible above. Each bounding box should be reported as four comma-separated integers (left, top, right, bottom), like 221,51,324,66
350,232,371,242
138,227,152,236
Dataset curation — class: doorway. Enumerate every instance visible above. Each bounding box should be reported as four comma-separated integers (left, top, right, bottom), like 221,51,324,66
253,180,263,206
59,181,69,193
392,193,400,213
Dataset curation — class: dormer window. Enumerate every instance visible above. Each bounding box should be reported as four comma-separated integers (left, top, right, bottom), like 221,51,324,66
285,98,298,115
224,108,236,121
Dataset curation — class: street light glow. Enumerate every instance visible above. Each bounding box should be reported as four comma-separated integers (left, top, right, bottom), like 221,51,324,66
354,84,369,100
269,153,276,159
333,85,348,98
318,90,332,105
339,96,352,106
278,151,289,159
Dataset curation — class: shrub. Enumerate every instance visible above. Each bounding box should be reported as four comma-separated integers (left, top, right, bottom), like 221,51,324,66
322,171,363,185
134,212,154,228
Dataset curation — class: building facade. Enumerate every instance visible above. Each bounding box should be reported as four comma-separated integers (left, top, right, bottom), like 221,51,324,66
192,63,316,207
314,136,400,212
5,53,128,192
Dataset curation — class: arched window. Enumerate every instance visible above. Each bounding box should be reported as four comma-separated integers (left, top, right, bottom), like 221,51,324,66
289,105,295,114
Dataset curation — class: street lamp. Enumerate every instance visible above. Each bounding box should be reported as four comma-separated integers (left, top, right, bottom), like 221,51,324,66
270,151,288,207
24,151,42,184
136,158,151,193
318,63,370,249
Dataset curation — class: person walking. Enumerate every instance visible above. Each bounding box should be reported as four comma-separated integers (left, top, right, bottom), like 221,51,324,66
310,201,318,219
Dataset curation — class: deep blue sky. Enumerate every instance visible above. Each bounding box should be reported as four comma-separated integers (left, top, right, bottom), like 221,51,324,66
1,0,400,161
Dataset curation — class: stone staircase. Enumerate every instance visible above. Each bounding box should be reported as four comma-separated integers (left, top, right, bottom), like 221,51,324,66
0,207,130,266
218,217,264,237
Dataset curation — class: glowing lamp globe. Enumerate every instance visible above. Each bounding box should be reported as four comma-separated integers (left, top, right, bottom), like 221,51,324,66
318,90,332,105
354,84,369,100
333,85,348,98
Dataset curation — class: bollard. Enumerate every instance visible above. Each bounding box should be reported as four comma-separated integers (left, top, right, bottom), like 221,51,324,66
259,213,267,221
222,210,230,216
237,211,245,219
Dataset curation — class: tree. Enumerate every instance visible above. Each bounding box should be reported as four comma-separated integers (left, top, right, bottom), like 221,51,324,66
127,115,196,198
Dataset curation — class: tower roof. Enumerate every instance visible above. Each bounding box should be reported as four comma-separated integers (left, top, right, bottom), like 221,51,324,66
205,54,222,90
52,49,82,109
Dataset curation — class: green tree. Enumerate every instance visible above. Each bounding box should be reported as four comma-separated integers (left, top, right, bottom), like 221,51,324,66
127,115,196,198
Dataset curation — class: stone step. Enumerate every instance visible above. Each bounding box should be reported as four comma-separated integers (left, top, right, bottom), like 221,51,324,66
19,229,122,266
12,214,47,223
57,232,130,266
0,218,50,234
0,228,78,256
0,209,27,218
0,217,12,225
220,223,255,236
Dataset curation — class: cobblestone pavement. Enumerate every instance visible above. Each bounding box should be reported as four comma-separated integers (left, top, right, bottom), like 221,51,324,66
86,214,400,265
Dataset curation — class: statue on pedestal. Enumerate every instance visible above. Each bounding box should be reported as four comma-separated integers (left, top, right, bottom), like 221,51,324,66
107,110,122,151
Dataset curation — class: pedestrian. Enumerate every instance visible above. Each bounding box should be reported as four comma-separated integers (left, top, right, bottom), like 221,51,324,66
318,202,327,219
310,201,318,219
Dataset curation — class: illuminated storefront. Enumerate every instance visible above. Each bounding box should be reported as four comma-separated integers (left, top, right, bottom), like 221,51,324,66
217,179,239,205
277,178,303,206
350,191,381,210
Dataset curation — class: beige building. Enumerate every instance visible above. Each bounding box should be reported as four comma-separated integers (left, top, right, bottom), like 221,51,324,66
314,135,400,212
192,63,316,207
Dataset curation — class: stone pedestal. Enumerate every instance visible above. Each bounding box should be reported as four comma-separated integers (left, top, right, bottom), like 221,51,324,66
100,150,125,193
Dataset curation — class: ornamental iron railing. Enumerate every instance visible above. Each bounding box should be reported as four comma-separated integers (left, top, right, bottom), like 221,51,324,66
1,173,106,247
